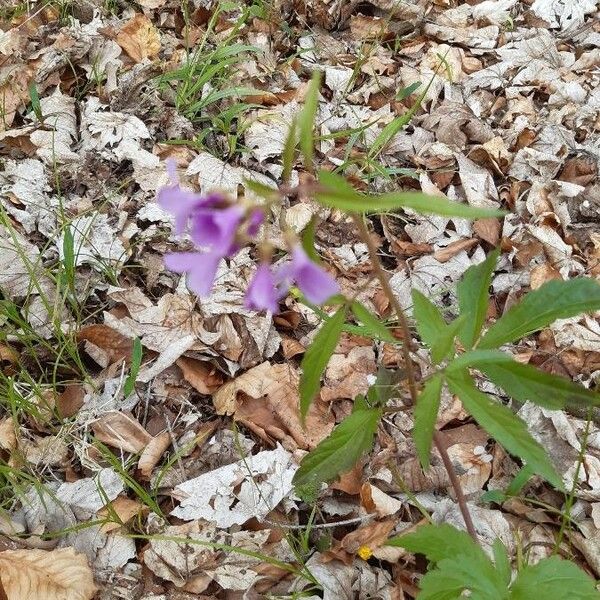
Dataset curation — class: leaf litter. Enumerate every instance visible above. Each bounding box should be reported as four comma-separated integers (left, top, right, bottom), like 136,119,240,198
0,0,599,597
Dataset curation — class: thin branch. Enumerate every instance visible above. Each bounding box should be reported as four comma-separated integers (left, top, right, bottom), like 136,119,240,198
352,214,479,542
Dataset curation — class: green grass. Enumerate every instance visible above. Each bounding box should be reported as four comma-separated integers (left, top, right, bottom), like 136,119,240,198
158,2,264,157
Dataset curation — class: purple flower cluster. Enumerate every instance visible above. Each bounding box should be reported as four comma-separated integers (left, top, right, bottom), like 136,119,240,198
158,163,339,313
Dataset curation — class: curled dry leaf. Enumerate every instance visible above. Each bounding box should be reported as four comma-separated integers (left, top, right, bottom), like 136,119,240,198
138,431,171,479
177,357,224,395
98,496,145,533
0,546,96,600
213,361,334,450
116,14,161,63
92,411,152,453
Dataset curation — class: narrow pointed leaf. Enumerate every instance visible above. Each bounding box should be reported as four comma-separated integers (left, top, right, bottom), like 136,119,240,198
351,301,396,343
315,182,505,219
479,360,600,411
282,116,297,183
298,71,321,172
446,369,562,489
412,290,462,363
414,374,443,469
457,248,499,347
292,407,380,489
299,307,345,418
479,278,600,349
412,289,447,347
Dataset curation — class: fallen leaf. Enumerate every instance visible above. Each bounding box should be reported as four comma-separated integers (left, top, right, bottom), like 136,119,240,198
92,411,152,453
77,324,133,367
0,547,96,600
138,431,171,479
116,14,161,63
213,362,334,450
177,357,224,395
98,496,145,533
171,445,296,526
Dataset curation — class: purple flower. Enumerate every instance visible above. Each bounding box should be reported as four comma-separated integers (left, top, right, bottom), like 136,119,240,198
276,245,339,304
245,263,279,313
164,252,221,297
247,208,264,237
190,205,244,256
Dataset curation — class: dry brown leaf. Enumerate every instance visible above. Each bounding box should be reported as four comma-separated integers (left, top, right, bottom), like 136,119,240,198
473,218,501,245
341,519,395,555
530,263,562,289
349,15,387,39
92,411,152,453
98,496,145,533
138,431,171,479
321,344,376,402
116,14,161,63
360,483,404,517
213,362,334,450
0,65,34,131
0,418,16,453
56,384,86,419
433,238,478,263
0,344,18,370
177,357,224,395
0,546,96,599
77,324,133,367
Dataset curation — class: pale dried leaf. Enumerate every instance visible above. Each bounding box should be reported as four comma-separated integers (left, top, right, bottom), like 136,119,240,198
116,14,161,62
0,547,96,600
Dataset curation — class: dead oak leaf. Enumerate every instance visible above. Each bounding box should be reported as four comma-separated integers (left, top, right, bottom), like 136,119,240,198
116,14,161,63
0,547,96,600
213,362,334,450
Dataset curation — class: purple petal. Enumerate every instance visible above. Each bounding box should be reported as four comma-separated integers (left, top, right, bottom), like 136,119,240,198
245,264,279,313
190,205,244,255
164,252,221,297
290,246,339,304
158,184,204,235
247,208,264,237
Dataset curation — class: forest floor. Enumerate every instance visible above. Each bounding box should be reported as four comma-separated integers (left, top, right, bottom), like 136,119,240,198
0,0,599,598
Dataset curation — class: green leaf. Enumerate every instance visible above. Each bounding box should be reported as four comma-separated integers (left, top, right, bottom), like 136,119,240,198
448,349,600,410
292,407,380,489
492,540,511,587
412,289,447,347
124,337,143,397
387,524,507,600
282,116,297,183
457,248,499,348
446,369,562,489
414,374,443,469
351,301,396,343
479,360,600,411
301,215,320,263
396,81,421,101
412,290,463,363
299,307,345,419
479,278,600,349
510,556,600,600
386,523,481,562
243,178,278,199
315,172,505,218
446,349,510,372
29,82,43,122
298,71,321,172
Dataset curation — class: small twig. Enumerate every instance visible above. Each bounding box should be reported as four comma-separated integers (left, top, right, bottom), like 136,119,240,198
352,214,479,543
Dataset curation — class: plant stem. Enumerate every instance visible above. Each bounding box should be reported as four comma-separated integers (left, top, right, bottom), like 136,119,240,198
352,214,479,542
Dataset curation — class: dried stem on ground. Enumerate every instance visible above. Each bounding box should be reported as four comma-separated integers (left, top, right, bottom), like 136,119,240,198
351,214,479,542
